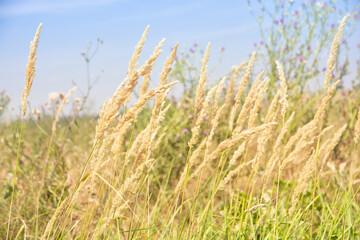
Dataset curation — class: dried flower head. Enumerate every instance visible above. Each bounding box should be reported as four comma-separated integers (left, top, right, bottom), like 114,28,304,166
22,23,42,117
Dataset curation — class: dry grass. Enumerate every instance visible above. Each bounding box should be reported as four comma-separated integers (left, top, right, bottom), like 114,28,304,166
2,16,360,240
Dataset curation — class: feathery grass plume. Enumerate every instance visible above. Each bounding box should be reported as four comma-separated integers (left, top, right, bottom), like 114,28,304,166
151,112,170,154
94,26,150,141
251,80,276,172
299,79,339,142
275,60,288,120
175,138,207,193
146,102,171,160
205,104,225,159
229,52,256,131
225,62,245,108
265,90,281,122
290,124,347,215
220,158,255,190
324,15,349,91
129,25,150,76
319,124,347,172
190,103,225,182
281,125,333,169
228,141,247,167
248,78,270,129
140,38,165,96
189,86,217,148
8,24,42,240
355,106,360,144
42,197,70,240
315,79,341,125
282,136,319,169
134,45,178,164
231,70,263,135
283,123,309,157
51,87,77,137
263,112,295,187
284,80,340,156
191,123,277,179
108,82,177,167
111,86,176,169
135,43,178,156
22,23,42,117
195,43,211,118
211,77,226,119
90,82,176,179
153,131,166,152
253,91,284,173
104,156,155,232
290,79,340,152
127,127,148,160
154,43,179,118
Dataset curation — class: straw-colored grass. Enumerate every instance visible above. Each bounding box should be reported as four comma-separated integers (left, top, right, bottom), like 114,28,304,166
2,16,360,240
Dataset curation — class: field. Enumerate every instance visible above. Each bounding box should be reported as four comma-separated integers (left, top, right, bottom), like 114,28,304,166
1,4,360,240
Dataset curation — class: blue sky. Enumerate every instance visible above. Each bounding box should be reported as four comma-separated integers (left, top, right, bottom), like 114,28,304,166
0,0,359,113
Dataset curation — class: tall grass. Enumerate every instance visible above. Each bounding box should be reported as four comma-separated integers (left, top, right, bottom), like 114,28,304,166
1,15,360,239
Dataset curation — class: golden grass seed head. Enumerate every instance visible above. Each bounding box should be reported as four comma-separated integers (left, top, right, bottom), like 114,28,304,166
22,23,42,118
324,15,349,91
195,43,211,118
225,62,246,108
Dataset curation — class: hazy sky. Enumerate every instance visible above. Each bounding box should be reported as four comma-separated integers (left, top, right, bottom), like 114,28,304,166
0,0,359,113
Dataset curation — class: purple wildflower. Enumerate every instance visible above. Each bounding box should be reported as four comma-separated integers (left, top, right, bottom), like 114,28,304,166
299,55,303,61
280,18,284,23
183,105,188,110
331,73,336,78
260,41,264,45
220,46,225,51
174,135,180,140
274,20,279,24
202,130,206,136
183,128,189,134
190,48,195,54
341,90,346,99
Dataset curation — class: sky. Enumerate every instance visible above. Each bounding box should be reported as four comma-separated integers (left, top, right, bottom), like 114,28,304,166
0,0,359,114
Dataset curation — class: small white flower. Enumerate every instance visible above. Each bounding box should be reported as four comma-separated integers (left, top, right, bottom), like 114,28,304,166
32,109,40,115
48,92,60,104
6,173,14,181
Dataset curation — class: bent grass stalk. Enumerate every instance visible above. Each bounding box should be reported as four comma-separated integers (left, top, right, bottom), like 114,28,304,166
7,23,42,240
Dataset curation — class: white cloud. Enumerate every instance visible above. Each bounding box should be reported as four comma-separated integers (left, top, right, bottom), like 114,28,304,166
0,0,128,17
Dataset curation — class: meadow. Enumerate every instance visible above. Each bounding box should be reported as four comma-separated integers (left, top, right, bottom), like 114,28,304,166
1,3,360,240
